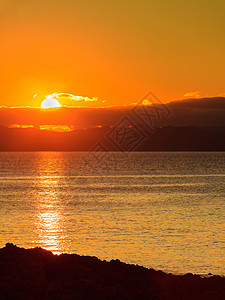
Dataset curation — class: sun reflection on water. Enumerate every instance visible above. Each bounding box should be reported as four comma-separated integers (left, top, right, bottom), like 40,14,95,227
36,208,64,254
32,153,67,254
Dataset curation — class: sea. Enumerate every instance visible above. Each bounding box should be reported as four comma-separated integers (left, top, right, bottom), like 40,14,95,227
0,151,225,276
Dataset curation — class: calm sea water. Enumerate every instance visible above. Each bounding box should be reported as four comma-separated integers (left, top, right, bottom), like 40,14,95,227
0,152,225,275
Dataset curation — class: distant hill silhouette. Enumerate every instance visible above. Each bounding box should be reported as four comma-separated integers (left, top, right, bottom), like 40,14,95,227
142,126,225,151
0,125,225,151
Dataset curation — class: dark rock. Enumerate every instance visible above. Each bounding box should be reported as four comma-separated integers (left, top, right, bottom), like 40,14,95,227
1,244,225,299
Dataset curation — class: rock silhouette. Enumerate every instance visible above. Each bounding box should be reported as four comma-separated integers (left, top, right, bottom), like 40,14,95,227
0,243,225,299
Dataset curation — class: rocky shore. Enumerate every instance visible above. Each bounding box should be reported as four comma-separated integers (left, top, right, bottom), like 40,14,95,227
0,243,225,299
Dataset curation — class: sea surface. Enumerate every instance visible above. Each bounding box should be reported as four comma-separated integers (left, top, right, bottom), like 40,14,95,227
0,152,225,275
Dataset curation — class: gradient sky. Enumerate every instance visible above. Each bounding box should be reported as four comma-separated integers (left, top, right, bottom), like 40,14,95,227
1,0,225,107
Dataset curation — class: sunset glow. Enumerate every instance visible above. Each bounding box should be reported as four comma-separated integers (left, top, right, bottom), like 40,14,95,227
0,1,224,107
1,2,225,297
39,125,74,132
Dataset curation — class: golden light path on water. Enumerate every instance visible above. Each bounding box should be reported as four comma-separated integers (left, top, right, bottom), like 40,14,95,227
35,180,64,254
32,153,67,254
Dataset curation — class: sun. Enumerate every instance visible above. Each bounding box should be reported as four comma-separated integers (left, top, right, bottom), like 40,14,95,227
41,97,61,109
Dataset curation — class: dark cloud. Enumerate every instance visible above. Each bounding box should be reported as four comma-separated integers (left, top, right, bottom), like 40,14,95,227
0,97,225,129
166,97,225,127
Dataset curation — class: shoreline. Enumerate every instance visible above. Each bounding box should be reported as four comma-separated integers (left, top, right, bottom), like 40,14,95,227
1,243,225,299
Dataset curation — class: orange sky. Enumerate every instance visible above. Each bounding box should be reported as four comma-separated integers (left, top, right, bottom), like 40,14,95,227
1,0,225,107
